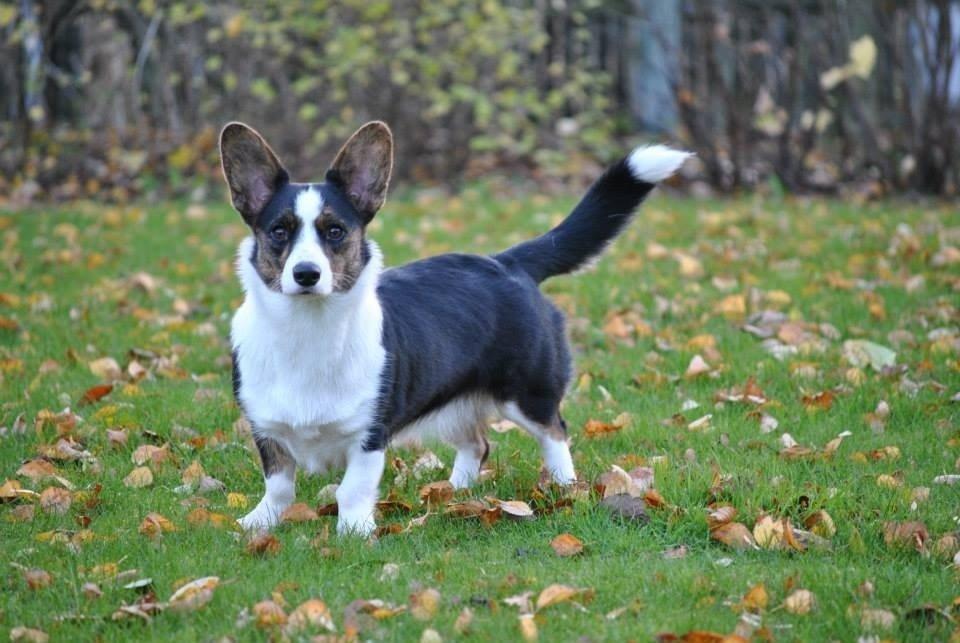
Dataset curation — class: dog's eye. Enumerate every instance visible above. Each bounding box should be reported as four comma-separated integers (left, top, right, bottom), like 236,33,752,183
325,226,345,241
269,226,288,243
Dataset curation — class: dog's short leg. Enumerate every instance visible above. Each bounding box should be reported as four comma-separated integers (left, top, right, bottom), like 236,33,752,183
502,403,577,484
239,435,296,531
449,429,489,490
336,445,384,537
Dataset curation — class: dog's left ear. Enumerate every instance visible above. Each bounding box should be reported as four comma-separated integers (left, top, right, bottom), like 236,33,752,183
327,121,393,222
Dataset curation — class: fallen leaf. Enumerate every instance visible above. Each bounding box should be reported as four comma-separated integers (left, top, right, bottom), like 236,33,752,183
39,487,72,515
710,522,758,550
410,588,441,621
287,598,335,632
738,583,768,612
131,444,170,467
842,340,896,371
883,521,928,551
9,626,49,643
89,357,122,380
550,533,584,557
536,584,592,610
454,607,474,634
168,576,219,612
138,512,176,538
16,459,57,482
24,568,53,590
492,498,534,520
79,384,113,406
601,494,649,524
123,466,154,488
803,510,836,538
181,460,205,486
685,354,712,378
246,532,281,556
280,503,319,523
418,481,454,506
860,607,896,630
783,589,815,614
227,492,248,509
519,613,538,641
253,600,287,628
706,505,737,529
801,390,834,410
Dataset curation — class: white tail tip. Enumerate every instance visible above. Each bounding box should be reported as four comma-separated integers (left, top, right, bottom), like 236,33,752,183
626,145,693,183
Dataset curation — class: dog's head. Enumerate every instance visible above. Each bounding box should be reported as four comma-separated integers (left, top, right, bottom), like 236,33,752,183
219,121,393,296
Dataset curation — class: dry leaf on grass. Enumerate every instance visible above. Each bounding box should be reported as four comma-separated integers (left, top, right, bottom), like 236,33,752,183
550,533,584,557
490,498,534,520
89,357,122,380
253,600,287,628
710,522,758,550
883,521,928,551
280,503,319,523
9,627,49,643
418,481,454,506
138,512,176,538
23,568,53,590
782,589,815,614
123,466,154,488
168,576,219,612
39,487,72,515
410,588,441,621
131,444,170,467
287,598,335,632
536,583,593,610
246,532,281,556
519,613,538,641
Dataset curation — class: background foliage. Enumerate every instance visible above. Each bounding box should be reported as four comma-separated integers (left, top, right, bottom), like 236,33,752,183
0,0,958,201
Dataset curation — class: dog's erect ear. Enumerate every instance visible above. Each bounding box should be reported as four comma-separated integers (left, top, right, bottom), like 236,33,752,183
219,122,289,225
327,121,393,222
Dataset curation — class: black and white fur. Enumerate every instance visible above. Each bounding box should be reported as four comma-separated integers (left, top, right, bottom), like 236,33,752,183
221,121,691,535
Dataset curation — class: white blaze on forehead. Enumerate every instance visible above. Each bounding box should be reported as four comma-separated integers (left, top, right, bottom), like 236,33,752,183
282,187,334,295
295,187,323,222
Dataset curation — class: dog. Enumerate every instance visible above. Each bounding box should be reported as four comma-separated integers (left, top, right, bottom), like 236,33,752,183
220,121,690,535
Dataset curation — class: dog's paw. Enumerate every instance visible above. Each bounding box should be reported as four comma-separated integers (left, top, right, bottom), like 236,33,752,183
238,502,285,531
336,513,376,538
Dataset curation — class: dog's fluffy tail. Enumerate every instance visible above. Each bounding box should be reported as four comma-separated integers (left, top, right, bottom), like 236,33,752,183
496,145,692,283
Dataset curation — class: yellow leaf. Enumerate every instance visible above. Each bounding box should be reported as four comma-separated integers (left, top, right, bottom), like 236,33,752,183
519,614,538,641
783,589,816,614
848,35,877,79
410,588,441,621
227,492,248,509
287,598,335,632
168,576,219,612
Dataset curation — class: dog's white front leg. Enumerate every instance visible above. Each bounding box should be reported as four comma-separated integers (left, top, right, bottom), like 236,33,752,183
239,435,296,531
336,446,384,537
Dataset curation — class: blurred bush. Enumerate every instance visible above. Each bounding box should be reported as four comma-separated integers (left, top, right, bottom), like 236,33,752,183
0,0,622,202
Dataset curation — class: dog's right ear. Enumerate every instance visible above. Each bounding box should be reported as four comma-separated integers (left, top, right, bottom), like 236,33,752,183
219,122,289,225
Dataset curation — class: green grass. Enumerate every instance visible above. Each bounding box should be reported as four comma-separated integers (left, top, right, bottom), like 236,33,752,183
1,185,958,641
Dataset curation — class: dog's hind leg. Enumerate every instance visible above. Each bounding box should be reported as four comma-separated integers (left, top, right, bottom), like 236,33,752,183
240,434,296,530
501,401,576,484
449,425,489,490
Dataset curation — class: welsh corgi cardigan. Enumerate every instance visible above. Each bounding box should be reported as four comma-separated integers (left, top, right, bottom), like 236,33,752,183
220,121,690,535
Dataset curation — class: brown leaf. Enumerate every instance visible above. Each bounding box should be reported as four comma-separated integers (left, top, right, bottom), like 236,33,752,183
418,481,454,506
123,466,154,488
445,500,489,518
24,568,53,590
706,505,737,530
287,598,335,632
39,487,72,515
131,444,170,467
138,512,176,538
253,600,288,628
280,502,319,523
550,533,584,557
454,607,474,634
1,478,23,501
106,428,128,448
803,510,836,538
79,384,113,406
246,532,281,556
883,521,928,552
16,459,57,482
710,522,758,550
801,390,834,410
739,583,768,612
583,418,622,437
410,588,441,621
181,460,205,486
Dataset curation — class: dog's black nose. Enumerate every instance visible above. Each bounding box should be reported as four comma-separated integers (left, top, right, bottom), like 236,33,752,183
292,262,321,287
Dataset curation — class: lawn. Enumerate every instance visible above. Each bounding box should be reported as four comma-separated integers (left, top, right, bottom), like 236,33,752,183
1,184,958,642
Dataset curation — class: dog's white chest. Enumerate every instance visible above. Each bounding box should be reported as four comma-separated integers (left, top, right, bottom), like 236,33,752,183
232,238,386,472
